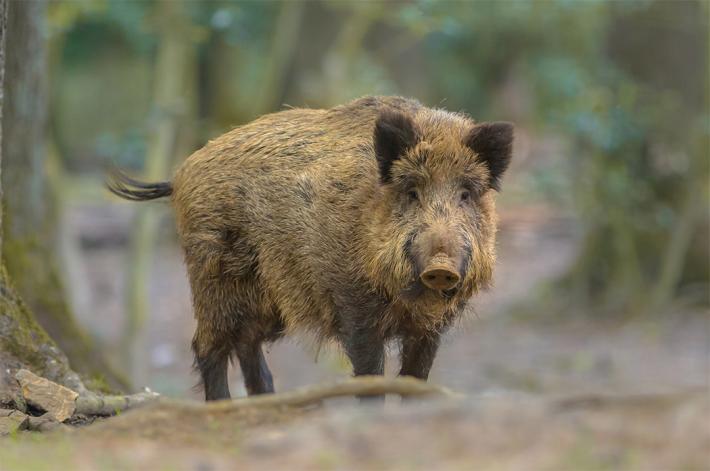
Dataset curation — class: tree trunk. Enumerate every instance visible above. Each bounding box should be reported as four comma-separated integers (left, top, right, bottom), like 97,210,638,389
122,0,197,384
1,0,128,392
249,0,305,117
0,0,84,409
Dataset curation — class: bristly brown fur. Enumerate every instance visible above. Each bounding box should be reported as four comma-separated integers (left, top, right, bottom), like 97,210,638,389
109,95,514,400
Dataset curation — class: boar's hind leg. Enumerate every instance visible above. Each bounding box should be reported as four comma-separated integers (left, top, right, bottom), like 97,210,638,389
399,333,440,380
235,341,274,396
192,329,232,401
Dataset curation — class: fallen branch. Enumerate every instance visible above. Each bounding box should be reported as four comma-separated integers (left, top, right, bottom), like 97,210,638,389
182,376,462,413
75,390,160,417
14,370,457,424
14,369,160,420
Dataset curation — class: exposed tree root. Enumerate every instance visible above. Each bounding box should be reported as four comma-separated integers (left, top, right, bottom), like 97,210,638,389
9,373,459,426
75,376,458,418
81,376,457,417
178,376,461,414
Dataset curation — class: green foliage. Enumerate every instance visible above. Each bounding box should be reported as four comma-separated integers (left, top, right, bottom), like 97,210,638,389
47,0,708,315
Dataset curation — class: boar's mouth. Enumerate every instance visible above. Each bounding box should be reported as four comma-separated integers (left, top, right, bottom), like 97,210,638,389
399,279,459,301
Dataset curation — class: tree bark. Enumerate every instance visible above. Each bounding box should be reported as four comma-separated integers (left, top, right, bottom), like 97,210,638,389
0,0,3,247
0,0,84,408
0,0,128,392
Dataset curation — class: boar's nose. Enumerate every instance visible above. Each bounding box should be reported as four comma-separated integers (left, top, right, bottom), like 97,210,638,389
420,253,460,291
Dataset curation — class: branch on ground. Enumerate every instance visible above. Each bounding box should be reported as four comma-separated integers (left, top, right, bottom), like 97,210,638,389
181,376,462,414
7,371,459,433
12,369,159,421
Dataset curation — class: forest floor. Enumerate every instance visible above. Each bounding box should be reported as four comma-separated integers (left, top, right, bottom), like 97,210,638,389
0,203,707,469
1,387,707,470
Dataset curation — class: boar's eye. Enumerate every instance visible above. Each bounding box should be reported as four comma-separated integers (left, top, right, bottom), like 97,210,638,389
460,190,471,203
407,189,419,204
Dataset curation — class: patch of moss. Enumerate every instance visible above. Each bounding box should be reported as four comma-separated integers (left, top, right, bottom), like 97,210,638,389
5,269,92,402
3,232,130,393
0,263,57,376
83,374,114,395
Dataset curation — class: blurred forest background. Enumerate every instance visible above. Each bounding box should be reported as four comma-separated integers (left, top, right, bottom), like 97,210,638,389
2,0,707,399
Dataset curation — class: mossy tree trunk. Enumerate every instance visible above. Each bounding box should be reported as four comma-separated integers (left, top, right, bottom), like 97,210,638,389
1,0,128,392
0,0,85,408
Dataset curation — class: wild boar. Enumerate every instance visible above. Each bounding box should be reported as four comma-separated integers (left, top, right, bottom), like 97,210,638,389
108,96,513,401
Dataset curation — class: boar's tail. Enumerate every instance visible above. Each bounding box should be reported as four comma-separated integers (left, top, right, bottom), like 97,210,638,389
106,169,173,201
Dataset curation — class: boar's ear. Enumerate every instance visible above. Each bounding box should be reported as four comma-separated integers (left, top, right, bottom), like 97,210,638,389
465,122,514,191
373,110,419,183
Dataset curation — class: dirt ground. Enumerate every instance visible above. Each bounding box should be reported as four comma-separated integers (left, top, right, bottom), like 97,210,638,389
1,388,708,470
1,202,706,470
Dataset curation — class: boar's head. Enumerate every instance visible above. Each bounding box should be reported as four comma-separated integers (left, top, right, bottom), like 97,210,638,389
362,108,513,323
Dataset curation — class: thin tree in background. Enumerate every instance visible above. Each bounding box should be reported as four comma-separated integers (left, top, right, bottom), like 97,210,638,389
555,1,709,316
249,0,305,117
1,0,128,392
122,0,198,383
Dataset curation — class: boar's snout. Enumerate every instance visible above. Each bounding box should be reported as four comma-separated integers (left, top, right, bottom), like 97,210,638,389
420,253,461,291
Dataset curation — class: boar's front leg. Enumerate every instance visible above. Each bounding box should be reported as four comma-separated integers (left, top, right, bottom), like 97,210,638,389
399,332,440,380
341,316,385,402
337,296,387,400
343,323,385,377
337,297,386,377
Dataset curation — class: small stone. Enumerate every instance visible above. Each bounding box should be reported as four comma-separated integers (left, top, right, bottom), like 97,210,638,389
0,410,29,435
27,412,62,432
15,369,78,422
